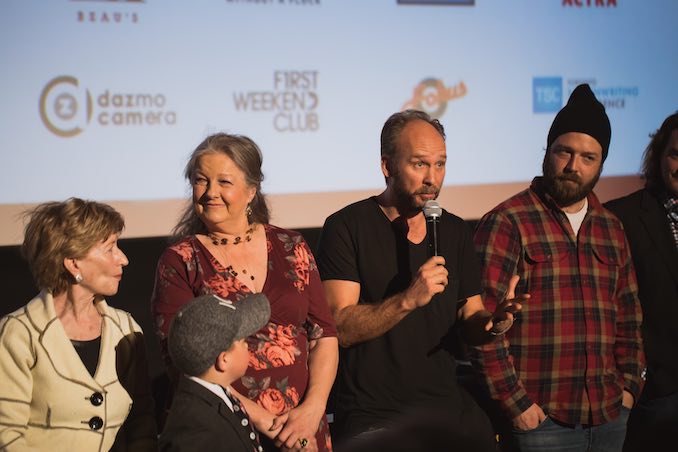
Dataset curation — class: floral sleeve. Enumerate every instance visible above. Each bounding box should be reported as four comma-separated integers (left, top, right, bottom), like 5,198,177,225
150,239,201,366
274,230,337,340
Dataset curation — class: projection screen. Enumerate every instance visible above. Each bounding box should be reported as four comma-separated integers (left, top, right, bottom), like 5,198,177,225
1,0,676,245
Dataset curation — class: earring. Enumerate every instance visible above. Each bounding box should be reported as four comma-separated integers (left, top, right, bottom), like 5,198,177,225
246,204,253,220
75,274,83,283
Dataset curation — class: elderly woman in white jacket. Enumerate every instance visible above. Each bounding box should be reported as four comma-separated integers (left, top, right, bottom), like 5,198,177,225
0,198,157,451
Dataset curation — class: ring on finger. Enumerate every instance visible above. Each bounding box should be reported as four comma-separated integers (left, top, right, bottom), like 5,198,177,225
299,438,308,448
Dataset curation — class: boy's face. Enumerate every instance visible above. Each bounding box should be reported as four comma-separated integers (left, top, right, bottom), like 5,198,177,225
227,339,250,378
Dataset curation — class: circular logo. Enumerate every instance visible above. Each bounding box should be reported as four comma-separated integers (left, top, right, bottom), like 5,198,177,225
39,76,92,137
412,78,448,119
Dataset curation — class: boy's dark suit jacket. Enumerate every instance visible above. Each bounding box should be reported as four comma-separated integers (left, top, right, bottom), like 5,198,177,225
605,188,678,399
159,375,257,452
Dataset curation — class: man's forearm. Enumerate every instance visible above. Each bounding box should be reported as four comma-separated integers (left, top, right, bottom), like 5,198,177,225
335,293,413,347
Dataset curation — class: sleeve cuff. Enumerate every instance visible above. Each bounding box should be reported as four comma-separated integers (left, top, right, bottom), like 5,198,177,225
501,390,534,419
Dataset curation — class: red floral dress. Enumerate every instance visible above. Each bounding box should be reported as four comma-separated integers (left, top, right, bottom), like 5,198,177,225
152,225,337,451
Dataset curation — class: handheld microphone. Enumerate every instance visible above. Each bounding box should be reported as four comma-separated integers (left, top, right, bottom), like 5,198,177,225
423,200,442,257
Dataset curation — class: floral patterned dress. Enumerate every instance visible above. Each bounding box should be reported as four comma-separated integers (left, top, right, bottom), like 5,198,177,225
152,225,337,451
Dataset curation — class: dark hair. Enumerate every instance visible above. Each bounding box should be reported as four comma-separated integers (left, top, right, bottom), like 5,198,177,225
642,111,678,192
380,109,446,163
22,198,124,294
173,133,270,238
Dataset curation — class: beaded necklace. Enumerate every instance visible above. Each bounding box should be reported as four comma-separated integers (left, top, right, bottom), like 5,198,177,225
207,227,254,246
208,227,257,281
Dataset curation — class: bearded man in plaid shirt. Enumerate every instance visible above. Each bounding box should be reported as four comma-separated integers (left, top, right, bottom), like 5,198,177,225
472,84,645,452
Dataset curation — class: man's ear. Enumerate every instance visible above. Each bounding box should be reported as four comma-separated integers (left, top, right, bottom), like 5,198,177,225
381,156,392,179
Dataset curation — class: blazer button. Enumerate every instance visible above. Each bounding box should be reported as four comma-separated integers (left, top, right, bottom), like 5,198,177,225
90,392,104,406
88,416,104,430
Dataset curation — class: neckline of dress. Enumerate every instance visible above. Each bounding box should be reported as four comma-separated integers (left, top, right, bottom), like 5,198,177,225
193,226,271,293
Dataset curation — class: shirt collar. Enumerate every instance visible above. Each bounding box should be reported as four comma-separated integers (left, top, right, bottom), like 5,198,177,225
662,195,678,219
188,375,234,411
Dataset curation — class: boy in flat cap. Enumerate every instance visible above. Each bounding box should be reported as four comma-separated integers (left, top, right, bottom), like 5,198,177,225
159,293,278,452
472,84,645,452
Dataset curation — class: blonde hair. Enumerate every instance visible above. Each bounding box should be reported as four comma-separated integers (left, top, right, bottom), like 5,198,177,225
22,198,124,294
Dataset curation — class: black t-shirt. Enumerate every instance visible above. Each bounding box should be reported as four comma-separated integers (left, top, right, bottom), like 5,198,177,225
316,197,482,435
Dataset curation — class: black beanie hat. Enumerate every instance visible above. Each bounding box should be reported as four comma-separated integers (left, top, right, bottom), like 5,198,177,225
547,84,611,161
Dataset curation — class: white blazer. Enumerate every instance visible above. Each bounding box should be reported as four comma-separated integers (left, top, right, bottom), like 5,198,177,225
0,291,156,451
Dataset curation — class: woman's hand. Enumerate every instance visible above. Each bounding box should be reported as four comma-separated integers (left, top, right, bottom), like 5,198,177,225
281,436,318,452
256,411,288,440
274,336,337,449
274,401,324,450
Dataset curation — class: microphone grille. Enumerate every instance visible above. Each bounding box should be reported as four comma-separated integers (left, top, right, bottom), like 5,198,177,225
423,200,442,219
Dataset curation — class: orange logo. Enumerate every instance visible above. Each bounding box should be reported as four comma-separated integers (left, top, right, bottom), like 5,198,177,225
402,78,467,119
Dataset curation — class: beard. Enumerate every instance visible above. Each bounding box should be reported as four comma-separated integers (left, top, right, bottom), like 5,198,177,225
390,172,440,216
542,157,601,207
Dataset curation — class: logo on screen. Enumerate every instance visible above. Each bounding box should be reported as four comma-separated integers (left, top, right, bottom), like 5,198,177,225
562,0,617,7
566,78,637,109
233,70,319,133
72,0,143,24
224,0,320,6
397,0,474,4
533,77,563,113
402,78,467,119
39,76,93,137
39,75,177,137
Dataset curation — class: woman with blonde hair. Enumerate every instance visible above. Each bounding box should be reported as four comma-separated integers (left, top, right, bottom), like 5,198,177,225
0,198,157,451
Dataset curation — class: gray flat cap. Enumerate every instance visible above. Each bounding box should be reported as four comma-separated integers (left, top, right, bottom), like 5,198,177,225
168,293,270,377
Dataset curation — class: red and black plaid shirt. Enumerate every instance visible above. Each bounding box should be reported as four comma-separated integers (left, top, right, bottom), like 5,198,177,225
472,178,644,426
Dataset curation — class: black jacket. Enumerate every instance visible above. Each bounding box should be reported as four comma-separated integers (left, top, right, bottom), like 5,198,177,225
605,189,678,399
159,376,258,452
